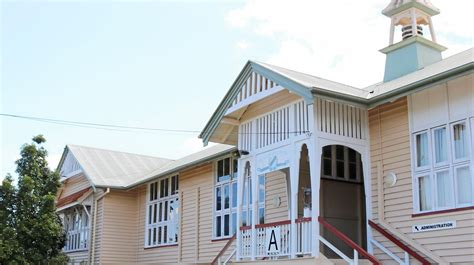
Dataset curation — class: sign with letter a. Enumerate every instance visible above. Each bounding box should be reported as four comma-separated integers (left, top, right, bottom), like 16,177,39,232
265,226,281,254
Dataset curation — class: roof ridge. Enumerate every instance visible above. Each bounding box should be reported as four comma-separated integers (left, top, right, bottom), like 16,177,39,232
251,60,362,90
67,144,174,161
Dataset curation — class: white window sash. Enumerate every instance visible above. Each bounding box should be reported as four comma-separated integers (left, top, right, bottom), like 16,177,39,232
145,175,179,248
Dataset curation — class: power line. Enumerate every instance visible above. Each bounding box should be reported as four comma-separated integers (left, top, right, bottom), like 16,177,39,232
0,113,310,135
0,113,200,134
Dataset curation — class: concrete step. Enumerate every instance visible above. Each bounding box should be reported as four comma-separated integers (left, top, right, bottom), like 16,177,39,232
329,259,372,265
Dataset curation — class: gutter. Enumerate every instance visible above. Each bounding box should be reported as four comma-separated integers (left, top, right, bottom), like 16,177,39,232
367,62,474,108
89,188,110,264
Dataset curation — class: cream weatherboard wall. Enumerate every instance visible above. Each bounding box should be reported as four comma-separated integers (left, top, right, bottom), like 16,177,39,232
60,174,90,198
369,75,474,265
136,184,179,263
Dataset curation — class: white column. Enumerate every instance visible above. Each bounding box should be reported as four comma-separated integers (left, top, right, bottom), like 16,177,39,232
290,147,300,259
411,9,418,36
251,157,258,260
389,17,395,45
362,152,374,255
236,159,243,261
307,103,321,257
309,140,321,257
428,16,437,42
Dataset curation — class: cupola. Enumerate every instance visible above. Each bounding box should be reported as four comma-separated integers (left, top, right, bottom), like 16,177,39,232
381,0,447,82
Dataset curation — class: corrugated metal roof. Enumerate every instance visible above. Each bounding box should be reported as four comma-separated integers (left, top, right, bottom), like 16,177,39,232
365,48,474,100
252,61,369,99
128,144,236,187
66,144,173,188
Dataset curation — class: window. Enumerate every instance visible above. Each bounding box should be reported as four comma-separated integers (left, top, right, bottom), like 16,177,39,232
214,157,238,239
63,206,90,252
321,145,363,182
412,119,473,213
145,175,179,247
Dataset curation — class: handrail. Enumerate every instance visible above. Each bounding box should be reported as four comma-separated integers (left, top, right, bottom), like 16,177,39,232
369,220,430,265
318,217,381,265
211,233,236,265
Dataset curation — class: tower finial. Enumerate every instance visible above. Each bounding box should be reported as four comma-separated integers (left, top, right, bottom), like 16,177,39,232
384,0,440,45
380,0,447,82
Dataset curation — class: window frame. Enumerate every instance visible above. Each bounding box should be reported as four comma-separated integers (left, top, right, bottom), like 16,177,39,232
321,145,363,183
144,175,179,248
213,156,239,240
63,206,90,252
411,118,473,214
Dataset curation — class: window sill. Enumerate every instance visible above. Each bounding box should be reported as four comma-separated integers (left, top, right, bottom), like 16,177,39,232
144,243,178,250
412,206,474,217
211,236,234,242
64,249,88,254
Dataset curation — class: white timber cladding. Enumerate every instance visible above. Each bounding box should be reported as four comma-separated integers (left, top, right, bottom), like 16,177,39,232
409,75,474,214
232,72,278,107
239,100,309,151
60,151,82,178
315,97,367,140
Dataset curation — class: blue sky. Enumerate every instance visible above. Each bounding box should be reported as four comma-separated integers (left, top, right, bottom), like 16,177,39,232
1,0,472,181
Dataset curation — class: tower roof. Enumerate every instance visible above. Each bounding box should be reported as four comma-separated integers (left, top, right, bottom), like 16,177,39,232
383,0,440,17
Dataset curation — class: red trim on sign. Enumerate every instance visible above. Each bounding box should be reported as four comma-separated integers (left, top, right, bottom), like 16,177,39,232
56,187,91,208
368,220,430,265
411,206,474,217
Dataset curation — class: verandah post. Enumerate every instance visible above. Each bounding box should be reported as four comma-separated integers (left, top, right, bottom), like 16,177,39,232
307,103,321,257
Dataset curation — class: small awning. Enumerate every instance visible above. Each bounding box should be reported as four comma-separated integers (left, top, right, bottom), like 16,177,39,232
56,187,91,208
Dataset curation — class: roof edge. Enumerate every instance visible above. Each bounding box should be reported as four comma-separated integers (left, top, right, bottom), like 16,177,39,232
367,61,474,108
103,146,238,190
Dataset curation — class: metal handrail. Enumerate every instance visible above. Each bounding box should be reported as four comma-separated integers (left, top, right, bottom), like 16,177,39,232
211,233,236,265
319,217,381,265
369,220,430,265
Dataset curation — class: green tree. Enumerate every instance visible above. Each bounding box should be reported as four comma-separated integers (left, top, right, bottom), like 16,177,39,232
0,135,68,264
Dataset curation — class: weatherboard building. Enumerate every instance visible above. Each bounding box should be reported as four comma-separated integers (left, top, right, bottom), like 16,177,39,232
56,1,473,264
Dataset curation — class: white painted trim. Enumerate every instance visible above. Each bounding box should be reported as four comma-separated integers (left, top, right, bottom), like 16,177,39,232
226,85,286,116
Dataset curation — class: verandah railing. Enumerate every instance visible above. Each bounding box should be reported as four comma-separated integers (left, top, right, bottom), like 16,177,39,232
64,227,89,252
239,217,312,259
237,217,381,264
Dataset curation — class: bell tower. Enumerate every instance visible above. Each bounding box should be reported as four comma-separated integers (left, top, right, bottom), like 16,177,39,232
381,0,447,82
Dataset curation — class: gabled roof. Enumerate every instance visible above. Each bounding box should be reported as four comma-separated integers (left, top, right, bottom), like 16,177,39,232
128,144,236,188
198,60,368,145
200,48,473,145
59,144,173,188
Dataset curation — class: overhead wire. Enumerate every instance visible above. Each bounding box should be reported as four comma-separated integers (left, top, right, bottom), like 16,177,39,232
0,113,310,135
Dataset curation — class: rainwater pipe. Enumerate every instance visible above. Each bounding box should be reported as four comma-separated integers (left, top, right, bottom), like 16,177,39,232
89,188,110,264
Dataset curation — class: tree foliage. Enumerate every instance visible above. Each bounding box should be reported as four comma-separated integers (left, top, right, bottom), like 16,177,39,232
0,135,68,264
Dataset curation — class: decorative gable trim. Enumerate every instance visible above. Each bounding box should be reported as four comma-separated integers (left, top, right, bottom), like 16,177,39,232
199,61,314,145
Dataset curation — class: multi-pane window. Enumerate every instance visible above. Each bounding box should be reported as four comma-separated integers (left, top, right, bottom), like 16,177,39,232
214,158,238,239
321,145,363,182
413,119,473,213
213,158,266,239
63,206,90,252
145,175,179,247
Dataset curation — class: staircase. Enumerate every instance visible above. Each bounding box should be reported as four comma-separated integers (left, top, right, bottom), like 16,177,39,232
213,218,430,265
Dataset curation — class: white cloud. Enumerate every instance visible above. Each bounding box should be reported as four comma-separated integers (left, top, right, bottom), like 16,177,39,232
227,0,473,87
236,40,251,50
47,153,63,171
175,137,216,158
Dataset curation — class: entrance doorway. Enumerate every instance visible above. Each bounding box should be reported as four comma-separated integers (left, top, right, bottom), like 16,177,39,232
319,145,367,258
